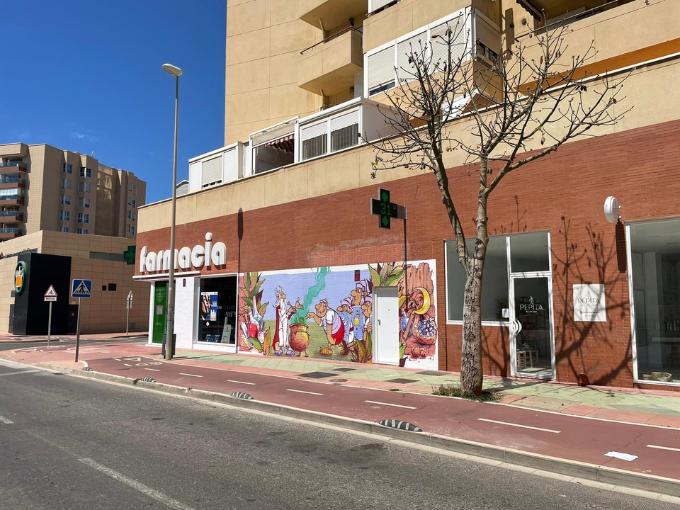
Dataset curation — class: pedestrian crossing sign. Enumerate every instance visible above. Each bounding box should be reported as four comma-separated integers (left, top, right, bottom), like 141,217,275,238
71,279,92,299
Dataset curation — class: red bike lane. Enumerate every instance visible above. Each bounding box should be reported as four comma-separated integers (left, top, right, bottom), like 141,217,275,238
86,355,680,482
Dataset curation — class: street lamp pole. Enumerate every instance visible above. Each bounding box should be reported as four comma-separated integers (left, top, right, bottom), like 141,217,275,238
162,63,182,361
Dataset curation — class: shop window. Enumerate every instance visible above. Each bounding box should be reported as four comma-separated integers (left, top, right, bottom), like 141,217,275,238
510,232,550,273
198,276,237,344
630,218,680,384
446,236,508,322
108,283,117,291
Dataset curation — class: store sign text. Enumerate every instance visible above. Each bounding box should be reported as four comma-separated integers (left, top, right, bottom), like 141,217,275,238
139,232,226,273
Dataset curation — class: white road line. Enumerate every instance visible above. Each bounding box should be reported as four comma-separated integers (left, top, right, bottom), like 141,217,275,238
0,416,14,424
287,388,323,396
227,379,256,386
0,369,40,377
78,458,194,510
478,418,560,434
178,372,203,378
364,400,417,410
647,444,680,453
143,368,161,372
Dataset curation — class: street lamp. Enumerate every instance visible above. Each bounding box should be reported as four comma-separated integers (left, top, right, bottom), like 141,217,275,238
162,62,182,360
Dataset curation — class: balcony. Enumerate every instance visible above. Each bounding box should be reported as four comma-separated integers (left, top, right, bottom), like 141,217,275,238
298,27,363,97
299,0,367,32
0,209,22,223
0,226,21,240
298,97,399,161
0,161,27,174
516,0,676,73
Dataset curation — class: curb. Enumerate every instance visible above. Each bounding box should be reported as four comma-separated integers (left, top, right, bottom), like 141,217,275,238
57,366,680,499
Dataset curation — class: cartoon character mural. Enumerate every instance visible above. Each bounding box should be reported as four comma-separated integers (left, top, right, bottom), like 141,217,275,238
237,260,438,369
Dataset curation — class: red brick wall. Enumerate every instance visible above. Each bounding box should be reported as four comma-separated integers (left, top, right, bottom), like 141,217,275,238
137,119,680,388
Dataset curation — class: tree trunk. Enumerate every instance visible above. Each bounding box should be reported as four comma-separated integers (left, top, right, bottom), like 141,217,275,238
460,257,484,396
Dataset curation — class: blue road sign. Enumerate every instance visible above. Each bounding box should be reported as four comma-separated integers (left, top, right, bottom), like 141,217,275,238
71,279,92,298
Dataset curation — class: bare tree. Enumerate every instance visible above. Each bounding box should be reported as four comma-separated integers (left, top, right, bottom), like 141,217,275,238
368,12,628,395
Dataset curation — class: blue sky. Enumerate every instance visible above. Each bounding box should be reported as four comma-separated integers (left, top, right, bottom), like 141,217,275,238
0,0,225,203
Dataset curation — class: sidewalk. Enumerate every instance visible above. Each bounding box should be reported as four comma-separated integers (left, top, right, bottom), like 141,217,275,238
0,331,148,343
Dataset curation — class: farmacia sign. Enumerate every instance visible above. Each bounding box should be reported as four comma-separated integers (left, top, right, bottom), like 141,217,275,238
139,232,226,273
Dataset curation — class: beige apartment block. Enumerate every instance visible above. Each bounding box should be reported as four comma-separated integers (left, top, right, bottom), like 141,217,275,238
0,143,145,243
0,230,149,334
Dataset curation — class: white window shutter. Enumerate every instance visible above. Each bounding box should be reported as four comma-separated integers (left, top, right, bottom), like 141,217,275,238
201,155,223,186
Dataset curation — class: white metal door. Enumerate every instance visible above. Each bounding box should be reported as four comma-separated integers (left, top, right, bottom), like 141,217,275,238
373,286,400,365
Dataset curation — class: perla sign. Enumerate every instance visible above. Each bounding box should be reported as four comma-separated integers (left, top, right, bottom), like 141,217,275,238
139,232,226,273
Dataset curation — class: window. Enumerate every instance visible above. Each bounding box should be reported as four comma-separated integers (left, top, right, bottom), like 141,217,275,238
510,232,550,273
61,226,69,233
365,8,472,96
60,209,71,221
446,237,509,322
77,212,83,223
61,195,71,205
630,218,680,384
63,163,72,174
84,213,89,224
127,209,132,219
330,109,360,152
79,181,91,193
62,178,71,190
129,225,136,235
446,232,550,322
367,47,396,96
79,197,90,208
79,167,91,177
107,283,117,291
301,122,327,160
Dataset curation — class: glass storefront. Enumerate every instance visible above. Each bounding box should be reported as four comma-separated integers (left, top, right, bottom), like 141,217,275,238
630,218,680,384
446,232,554,378
197,276,237,344
446,236,509,322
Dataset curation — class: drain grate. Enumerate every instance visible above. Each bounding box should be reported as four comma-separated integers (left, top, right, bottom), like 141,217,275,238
386,378,418,384
82,367,92,372
332,367,356,372
416,370,448,376
140,376,156,383
230,391,253,400
330,378,348,383
299,371,336,379
378,419,423,432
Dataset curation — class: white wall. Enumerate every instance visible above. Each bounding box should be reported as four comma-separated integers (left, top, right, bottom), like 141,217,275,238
174,276,198,348
188,161,202,193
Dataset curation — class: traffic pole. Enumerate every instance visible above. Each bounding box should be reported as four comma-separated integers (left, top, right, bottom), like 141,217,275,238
125,301,130,336
75,297,81,363
47,301,53,349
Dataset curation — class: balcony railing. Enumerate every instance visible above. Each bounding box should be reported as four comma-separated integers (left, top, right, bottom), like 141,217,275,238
0,227,18,234
0,175,21,184
0,209,20,217
0,161,25,168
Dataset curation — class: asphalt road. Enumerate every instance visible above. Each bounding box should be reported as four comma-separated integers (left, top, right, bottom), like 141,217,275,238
0,362,674,510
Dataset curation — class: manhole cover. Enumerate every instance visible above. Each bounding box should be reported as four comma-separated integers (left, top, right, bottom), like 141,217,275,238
416,370,448,376
378,419,423,432
386,378,418,384
330,378,348,383
299,371,336,379
333,367,356,372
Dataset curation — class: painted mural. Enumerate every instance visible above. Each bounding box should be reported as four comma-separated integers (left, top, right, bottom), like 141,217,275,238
238,260,438,369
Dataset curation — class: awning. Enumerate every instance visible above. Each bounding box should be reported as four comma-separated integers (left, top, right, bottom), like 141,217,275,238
262,134,295,153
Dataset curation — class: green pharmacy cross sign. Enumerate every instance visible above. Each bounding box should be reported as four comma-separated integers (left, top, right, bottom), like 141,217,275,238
123,245,136,265
370,188,406,229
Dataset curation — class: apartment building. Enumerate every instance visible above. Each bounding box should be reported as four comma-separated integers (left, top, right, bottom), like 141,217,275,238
136,0,680,390
0,143,145,241
0,143,148,334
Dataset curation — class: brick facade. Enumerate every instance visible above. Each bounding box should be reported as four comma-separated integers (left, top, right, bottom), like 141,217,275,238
137,119,680,388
